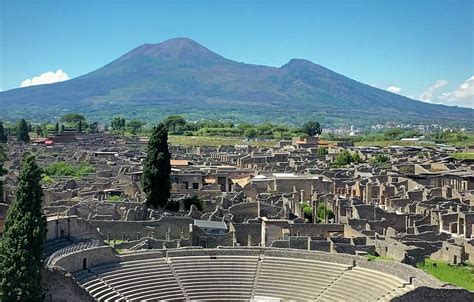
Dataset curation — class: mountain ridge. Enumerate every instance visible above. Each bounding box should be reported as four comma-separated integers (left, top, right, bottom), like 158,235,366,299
1,37,472,126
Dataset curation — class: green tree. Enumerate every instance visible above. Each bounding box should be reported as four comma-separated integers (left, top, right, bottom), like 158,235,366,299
0,145,7,200
60,113,86,124
302,121,322,137
111,117,126,132
183,196,204,211
77,119,83,133
370,154,390,168
0,122,7,143
142,123,171,209
54,122,59,134
60,124,65,133
244,128,257,139
0,152,47,301
35,125,43,138
17,119,30,143
127,119,145,135
334,150,353,167
317,147,328,156
163,115,186,133
317,203,334,223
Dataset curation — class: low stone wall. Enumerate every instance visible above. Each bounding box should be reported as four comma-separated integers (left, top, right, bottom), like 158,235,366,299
52,246,118,272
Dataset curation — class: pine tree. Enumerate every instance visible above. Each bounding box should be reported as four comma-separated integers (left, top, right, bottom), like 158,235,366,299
142,123,171,209
0,122,7,143
17,119,30,143
54,122,59,134
0,152,47,301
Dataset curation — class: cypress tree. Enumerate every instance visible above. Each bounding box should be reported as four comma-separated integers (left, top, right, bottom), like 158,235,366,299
0,122,7,143
77,119,83,133
17,119,30,143
0,152,47,301
142,123,171,209
54,122,59,134
0,145,6,201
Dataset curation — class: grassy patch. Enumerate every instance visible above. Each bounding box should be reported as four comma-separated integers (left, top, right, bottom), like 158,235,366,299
44,161,95,178
452,152,474,160
417,259,474,290
168,135,276,147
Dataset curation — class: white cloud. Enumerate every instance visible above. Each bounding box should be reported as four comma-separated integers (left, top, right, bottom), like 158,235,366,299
387,86,401,94
419,80,448,102
436,76,474,108
20,69,70,87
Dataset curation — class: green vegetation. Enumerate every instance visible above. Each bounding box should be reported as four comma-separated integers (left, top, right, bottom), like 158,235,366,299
163,115,186,133
168,135,276,147
369,154,390,168
41,175,55,186
302,121,322,137
0,122,7,143
316,203,334,222
60,113,86,124
317,147,328,156
142,123,171,209
452,152,474,160
17,119,30,143
0,153,47,301
417,259,474,291
0,146,6,200
300,202,313,222
183,196,204,211
44,161,95,178
332,150,362,167
108,195,121,202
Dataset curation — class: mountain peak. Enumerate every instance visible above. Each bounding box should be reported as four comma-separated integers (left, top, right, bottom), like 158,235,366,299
117,37,225,63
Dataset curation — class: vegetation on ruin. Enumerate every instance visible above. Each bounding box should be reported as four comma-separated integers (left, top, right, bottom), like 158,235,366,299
0,153,47,301
369,154,390,168
108,195,121,202
183,196,204,212
332,150,363,167
316,203,335,222
142,123,171,209
417,259,474,291
44,161,96,179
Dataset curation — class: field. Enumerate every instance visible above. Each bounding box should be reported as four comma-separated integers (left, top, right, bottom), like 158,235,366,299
417,259,474,290
168,135,276,147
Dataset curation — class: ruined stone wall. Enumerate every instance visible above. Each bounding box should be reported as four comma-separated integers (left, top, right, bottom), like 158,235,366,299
91,216,193,240
43,267,94,302
46,216,104,242
233,223,262,246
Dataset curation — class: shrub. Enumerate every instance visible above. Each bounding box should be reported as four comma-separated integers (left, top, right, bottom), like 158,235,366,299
183,196,204,211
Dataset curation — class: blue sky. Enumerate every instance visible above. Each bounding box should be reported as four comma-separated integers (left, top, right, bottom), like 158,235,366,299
1,0,473,107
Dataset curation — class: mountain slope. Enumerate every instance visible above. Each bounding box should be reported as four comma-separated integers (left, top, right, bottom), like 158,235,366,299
1,37,472,126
